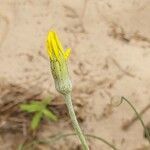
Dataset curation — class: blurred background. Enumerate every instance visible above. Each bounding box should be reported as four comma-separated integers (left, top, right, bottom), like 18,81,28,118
0,0,150,149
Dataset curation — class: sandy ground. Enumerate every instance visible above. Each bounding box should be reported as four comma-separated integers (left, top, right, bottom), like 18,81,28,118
0,0,150,149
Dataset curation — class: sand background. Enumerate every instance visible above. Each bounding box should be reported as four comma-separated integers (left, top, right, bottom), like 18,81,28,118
0,0,150,149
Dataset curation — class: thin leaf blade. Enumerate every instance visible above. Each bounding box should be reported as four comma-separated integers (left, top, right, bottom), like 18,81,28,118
31,112,43,130
43,109,57,121
20,103,44,113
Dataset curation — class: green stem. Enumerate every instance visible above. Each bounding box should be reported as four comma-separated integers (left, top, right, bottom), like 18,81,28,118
64,93,89,150
38,133,118,150
19,133,119,150
51,133,118,150
86,134,118,150
121,97,150,144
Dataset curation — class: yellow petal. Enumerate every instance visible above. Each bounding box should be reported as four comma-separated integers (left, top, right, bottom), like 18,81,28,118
64,48,71,60
47,32,53,60
50,31,60,61
53,31,64,53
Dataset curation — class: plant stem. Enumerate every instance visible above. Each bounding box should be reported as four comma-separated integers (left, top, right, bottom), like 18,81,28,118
122,103,150,130
38,133,118,150
121,97,150,144
64,93,89,150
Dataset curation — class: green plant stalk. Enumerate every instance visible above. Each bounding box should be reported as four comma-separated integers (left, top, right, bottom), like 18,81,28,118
64,93,89,150
121,97,150,144
47,133,118,150
46,31,89,150
19,132,118,150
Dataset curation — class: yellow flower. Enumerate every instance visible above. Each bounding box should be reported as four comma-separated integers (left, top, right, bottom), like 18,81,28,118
46,31,71,62
46,31,72,95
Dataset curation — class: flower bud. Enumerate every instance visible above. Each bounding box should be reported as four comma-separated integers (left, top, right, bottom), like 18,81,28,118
46,31,72,95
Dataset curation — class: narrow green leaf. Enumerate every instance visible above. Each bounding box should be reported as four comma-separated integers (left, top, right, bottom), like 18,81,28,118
43,109,57,121
20,103,44,113
31,112,43,130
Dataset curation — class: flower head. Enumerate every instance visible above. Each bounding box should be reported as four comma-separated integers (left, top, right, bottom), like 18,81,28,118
46,31,72,94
